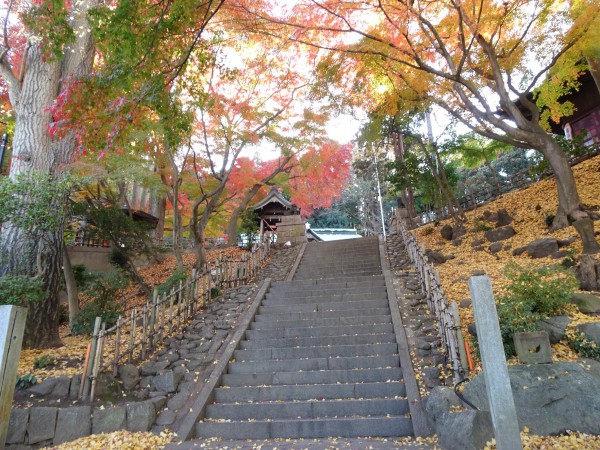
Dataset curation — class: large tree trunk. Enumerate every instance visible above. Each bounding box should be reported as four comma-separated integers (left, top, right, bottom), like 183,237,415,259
0,0,97,347
540,135,600,254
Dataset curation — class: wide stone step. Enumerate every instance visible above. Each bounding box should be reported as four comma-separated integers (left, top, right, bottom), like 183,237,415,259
221,367,403,387
245,323,395,339
254,307,391,323
227,354,400,374
195,416,413,439
206,398,409,420
271,275,384,288
293,269,382,279
258,300,389,314
234,342,398,362
269,282,386,293
239,332,396,349
268,281,385,295
250,315,392,330
213,381,406,403
264,291,388,304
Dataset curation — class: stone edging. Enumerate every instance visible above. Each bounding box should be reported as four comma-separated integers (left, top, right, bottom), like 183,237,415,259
378,236,433,438
285,242,306,282
174,277,272,441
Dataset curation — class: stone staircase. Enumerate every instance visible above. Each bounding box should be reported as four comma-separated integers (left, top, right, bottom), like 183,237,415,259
193,236,415,440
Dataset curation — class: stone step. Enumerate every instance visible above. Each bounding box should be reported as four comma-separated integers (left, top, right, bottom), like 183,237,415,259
206,398,409,420
234,342,399,362
254,307,392,323
213,381,406,403
264,290,388,303
293,269,382,279
227,354,400,374
271,275,384,288
239,332,396,349
221,367,403,387
245,323,395,339
268,280,385,294
195,416,413,440
249,315,392,330
258,300,389,314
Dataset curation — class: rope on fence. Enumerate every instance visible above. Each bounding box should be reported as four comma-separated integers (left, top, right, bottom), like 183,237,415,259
396,217,466,382
81,240,272,402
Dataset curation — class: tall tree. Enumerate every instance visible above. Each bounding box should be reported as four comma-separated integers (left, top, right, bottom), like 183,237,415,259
0,0,99,346
244,0,600,254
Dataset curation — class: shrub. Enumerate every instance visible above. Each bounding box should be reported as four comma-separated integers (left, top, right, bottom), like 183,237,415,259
0,275,45,306
71,263,95,290
568,330,600,363
497,263,577,356
71,271,128,335
157,269,188,297
16,374,37,390
34,355,57,369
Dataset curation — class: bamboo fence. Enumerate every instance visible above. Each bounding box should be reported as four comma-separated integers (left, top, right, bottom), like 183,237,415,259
79,240,271,402
395,217,466,382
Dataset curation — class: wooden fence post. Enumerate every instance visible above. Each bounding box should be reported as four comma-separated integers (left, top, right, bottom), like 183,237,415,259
81,317,102,400
0,305,27,449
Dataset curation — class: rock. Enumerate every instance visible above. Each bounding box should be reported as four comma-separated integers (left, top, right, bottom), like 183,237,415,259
440,224,453,241
150,370,183,393
471,238,486,248
460,298,471,308
495,208,514,227
512,246,527,256
425,386,493,450
462,362,600,436
51,375,71,398
527,238,559,259
119,364,141,390
471,270,485,276
488,242,503,254
467,323,477,337
53,406,92,445
537,315,572,344
425,386,462,424
150,395,168,411
452,238,462,247
425,249,447,264
28,407,58,444
140,360,170,376
571,293,600,314
437,410,493,450
6,408,28,444
576,322,600,346
557,237,577,248
126,401,156,432
452,226,466,240
28,378,57,396
155,409,177,426
69,376,81,399
92,406,126,435
484,225,515,243
94,373,122,401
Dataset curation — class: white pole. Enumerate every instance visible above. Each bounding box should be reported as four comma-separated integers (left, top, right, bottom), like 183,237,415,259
374,148,387,240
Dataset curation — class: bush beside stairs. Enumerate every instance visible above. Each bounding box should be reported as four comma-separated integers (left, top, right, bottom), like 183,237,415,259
191,236,421,440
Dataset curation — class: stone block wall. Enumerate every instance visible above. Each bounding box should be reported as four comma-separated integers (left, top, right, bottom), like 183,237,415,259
275,215,307,246
6,400,158,448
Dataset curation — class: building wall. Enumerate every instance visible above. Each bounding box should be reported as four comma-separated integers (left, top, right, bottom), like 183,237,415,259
276,215,307,246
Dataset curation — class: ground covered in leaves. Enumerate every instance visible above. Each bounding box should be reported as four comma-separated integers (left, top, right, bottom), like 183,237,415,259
415,154,600,367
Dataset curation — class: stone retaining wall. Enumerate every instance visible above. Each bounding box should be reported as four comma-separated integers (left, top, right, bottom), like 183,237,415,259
6,400,158,448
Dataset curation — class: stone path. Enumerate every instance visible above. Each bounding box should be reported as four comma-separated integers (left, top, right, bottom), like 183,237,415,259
386,233,449,396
